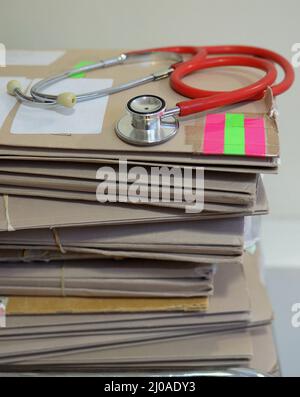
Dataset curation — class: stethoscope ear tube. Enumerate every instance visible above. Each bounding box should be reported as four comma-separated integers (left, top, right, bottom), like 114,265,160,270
171,45,294,116
174,56,278,116
132,45,294,117
6,52,183,109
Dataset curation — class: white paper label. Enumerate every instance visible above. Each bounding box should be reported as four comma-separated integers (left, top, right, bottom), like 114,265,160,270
11,78,113,135
0,297,7,328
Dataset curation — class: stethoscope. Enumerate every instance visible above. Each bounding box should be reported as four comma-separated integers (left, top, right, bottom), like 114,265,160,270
7,45,295,146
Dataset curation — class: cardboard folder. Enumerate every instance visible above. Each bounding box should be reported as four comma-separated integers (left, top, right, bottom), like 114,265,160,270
0,160,258,193
0,50,279,174
0,216,244,264
0,149,278,173
0,175,267,233
0,252,257,365
0,252,274,371
1,250,272,337
0,49,279,375
0,174,256,207
3,260,250,333
0,259,214,298
0,326,276,374
0,162,258,208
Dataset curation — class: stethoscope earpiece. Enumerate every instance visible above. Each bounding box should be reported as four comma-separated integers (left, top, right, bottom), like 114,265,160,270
7,79,77,109
7,80,22,96
56,92,77,108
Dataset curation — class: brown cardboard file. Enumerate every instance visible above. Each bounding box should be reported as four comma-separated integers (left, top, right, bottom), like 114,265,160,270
1,251,271,337
0,328,251,367
0,49,279,375
0,256,276,372
0,178,267,232
21,327,274,374
0,253,258,364
1,258,251,337
0,161,258,193
0,173,257,207
0,151,278,173
0,216,244,264
0,259,214,298
0,50,280,174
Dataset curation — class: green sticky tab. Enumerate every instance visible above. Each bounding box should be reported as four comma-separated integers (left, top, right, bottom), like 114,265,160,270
224,113,245,155
70,61,94,78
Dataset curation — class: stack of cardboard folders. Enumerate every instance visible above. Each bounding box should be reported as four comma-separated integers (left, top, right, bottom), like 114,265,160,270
0,50,280,375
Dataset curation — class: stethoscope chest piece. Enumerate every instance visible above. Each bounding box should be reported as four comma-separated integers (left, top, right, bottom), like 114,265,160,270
115,95,178,146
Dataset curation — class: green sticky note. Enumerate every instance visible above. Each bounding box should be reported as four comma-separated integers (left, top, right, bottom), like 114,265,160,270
224,113,245,155
70,61,94,78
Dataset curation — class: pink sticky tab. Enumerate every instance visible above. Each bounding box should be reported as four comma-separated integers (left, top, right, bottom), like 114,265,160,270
245,117,266,157
203,114,225,154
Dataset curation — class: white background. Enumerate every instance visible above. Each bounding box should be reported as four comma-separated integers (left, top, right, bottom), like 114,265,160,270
0,0,299,376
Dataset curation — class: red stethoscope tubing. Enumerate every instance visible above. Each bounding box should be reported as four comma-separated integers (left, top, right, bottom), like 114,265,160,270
129,45,295,117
